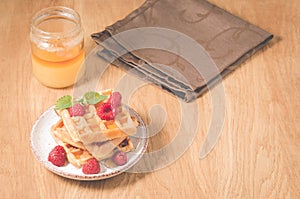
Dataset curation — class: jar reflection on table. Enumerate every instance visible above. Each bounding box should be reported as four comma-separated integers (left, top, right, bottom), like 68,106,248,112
30,6,85,88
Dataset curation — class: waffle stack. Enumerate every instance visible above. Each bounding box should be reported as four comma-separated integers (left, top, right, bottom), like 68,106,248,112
50,90,138,168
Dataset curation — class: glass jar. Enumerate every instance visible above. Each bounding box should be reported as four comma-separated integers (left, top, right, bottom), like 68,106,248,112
30,6,84,88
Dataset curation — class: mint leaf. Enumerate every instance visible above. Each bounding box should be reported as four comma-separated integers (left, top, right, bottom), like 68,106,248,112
55,95,72,110
84,91,108,104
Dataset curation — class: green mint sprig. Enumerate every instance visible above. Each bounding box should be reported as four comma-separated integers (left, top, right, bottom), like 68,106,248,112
55,95,72,110
54,91,108,110
84,91,108,105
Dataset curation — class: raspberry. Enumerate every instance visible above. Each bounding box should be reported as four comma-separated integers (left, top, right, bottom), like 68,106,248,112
48,145,66,167
82,158,100,174
112,151,127,166
69,103,85,116
97,103,114,120
108,92,122,109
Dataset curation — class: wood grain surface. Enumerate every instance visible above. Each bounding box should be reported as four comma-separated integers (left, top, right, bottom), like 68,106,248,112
0,0,299,198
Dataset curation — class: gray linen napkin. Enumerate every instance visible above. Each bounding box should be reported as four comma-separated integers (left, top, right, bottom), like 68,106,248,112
92,0,273,102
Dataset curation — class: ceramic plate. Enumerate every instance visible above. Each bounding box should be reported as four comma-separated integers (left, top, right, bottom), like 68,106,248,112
30,105,148,181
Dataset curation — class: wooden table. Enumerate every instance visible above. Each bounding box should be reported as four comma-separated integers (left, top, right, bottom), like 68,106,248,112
1,0,299,198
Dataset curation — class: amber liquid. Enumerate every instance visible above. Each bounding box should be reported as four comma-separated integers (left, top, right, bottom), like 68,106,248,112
31,18,84,88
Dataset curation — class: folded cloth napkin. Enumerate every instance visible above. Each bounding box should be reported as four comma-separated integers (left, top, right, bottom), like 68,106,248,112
92,0,273,102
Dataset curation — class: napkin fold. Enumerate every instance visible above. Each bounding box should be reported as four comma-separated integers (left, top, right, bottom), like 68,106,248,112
92,0,273,102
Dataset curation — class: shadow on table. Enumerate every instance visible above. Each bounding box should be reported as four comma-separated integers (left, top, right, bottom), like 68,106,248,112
54,171,148,189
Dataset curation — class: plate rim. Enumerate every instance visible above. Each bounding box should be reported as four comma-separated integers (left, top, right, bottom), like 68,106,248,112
30,105,148,181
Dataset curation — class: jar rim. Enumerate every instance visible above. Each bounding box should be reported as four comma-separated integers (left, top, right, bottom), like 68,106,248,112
31,6,82,39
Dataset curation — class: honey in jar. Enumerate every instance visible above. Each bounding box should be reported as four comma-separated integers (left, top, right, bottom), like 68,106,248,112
30,6,84,88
